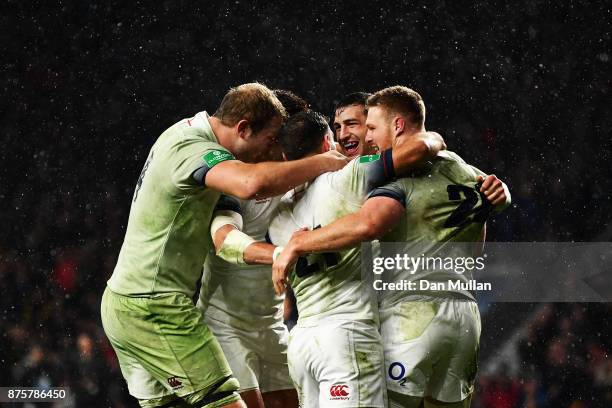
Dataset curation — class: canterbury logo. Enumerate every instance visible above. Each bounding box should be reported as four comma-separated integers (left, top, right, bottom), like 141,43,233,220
330,384,349,399
167,376,183,388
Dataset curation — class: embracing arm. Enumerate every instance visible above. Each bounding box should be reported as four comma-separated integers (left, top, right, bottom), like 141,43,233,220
283,173,508,256
272,197,404,294
391,133,511,211
288,197,404,255
211,210,276,265
205,150,349,200
390,131,446,176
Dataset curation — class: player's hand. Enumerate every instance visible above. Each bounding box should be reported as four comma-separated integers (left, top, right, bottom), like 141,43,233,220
397,131,446,155
317,150,349,172
420,131,446,154
272,244,300,295
477,174,509,206
272,228,308,294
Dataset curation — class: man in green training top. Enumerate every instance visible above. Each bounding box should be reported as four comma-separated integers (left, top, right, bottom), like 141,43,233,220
100,83,350,408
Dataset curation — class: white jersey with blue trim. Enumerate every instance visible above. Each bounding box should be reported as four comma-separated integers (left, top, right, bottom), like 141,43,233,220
199,195,284,331
268,155,394,327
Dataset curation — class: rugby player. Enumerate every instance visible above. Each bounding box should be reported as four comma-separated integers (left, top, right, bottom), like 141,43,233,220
267,110,446,407
272,86,511,408
196,90,309,408
100,83,350,408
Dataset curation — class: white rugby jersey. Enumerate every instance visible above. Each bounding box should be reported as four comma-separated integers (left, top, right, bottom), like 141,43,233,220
268,154,395,327
199,195,284,331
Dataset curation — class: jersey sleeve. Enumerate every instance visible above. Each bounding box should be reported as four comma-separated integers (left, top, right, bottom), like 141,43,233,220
468,164,487,178
441,150,486,180
214,195,243,215
327,150,396,205
368,179,410,208
267,202,296,246
170,134,236,190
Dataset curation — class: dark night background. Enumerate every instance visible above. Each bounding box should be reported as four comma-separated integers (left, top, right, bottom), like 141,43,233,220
1,1,611,407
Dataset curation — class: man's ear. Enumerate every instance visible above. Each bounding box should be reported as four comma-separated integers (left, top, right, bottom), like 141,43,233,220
236,119,252,140
393,116,405,136
322,138,332,152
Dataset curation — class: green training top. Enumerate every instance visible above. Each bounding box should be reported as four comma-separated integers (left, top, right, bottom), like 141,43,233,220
369,151,489,305
108,111,235,297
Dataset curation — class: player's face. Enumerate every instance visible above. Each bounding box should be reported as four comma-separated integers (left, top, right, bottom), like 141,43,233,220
365,106,393,151
238,116,284,163
333,104,370,158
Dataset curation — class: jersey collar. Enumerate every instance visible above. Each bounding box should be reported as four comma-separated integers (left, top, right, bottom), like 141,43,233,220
192,111,220,143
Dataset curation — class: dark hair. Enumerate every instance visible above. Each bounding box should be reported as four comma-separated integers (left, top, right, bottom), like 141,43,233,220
367,86,425,126
273,89,309,116
279,110,330,160
213,83,287,134
334,92,371,112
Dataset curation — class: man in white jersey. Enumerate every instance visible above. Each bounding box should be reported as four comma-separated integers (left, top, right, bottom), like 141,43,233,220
272,86,510,408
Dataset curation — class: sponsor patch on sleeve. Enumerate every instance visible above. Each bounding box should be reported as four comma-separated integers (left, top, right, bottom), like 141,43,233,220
203,149,235,167
359,154,381,163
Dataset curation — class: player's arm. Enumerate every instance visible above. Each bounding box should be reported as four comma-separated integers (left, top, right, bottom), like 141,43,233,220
210,197,276,265
272,196,404,294
288,197,403,252
204,150,349,200
330,131,446,205
390,131,446,175
212,221,276,265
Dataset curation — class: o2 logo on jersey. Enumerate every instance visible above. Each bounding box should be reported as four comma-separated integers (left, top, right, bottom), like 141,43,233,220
329,384,350,400
389,362,409,386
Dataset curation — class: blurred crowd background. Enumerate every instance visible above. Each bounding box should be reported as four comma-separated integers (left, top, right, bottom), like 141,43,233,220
1,1,610,406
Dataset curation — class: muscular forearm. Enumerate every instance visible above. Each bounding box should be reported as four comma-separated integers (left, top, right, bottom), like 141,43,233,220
243,242,276,265
392,132,445,175
248,155,336,199
206,152,347,200
272,210,385,296
213,222,276,265
287,197,405,256
289,214,374,256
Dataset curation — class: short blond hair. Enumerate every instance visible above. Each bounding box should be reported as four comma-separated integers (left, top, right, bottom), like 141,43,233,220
367,86,426,127
214,83,287,133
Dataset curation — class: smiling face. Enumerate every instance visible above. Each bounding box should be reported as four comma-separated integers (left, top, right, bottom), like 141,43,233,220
333,104,375,158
